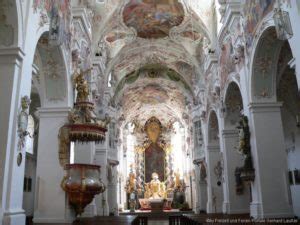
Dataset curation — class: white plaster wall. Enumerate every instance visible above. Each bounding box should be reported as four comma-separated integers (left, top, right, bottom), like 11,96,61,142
284,2,300,88
22,155,37,217
33,108,74,223
95,141,109,216
281,107,300,217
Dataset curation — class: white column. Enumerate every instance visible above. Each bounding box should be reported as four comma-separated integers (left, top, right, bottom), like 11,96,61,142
73,142,97,217
194,164,207,213
249,103,293,218
107,162,119,215
33,107,74,223
206,145,223,213
95,142,109,216
0,48,26,225
222,129,250,214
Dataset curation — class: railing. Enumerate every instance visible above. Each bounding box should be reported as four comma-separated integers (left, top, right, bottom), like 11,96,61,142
169,215,202,225
132,216,148,225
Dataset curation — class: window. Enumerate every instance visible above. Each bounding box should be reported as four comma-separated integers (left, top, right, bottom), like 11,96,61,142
109,122,116,149
126,123,136,176
194,120,203,148
172,122,184,176
108,72,112,87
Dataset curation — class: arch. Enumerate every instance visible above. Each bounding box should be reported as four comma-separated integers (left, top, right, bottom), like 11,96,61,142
222,73,241,101
276,43,300,216
32,32,71,107
249,17,284,102
207,110,220,146
223,81,243,129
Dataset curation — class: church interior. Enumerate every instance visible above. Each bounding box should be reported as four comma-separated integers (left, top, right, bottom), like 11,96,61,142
1,0,300,225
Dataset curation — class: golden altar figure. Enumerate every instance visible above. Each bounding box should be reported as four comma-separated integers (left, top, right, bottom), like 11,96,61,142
144,172,167,199
139,172,172,211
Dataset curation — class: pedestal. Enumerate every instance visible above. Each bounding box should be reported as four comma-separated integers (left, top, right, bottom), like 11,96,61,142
106,159,119,215
33,108,74,223
149,199,164,212
222,129,250,214
249,103,293,218
95,143,109,216
206,145,223,213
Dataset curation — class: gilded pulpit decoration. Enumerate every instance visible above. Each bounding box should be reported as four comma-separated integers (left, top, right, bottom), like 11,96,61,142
61,164,106,216
58,69,109,167
59,69,108,215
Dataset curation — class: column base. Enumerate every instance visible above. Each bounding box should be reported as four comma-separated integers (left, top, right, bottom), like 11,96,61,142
3,209,26,225
0,207,3,225
250,202,294,219
207,201,213,213
224,202,249,214
223,202,229,214
33,217,73,224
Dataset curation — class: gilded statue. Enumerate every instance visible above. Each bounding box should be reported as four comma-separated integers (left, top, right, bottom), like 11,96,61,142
144,172,167,199
173,171,186,192
174,171,181,188
73,69,90,102
125,165,137,194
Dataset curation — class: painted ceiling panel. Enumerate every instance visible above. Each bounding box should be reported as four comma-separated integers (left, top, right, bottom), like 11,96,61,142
123,0,185,39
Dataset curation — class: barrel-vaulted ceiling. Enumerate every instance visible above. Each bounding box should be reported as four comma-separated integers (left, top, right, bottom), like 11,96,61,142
90,0,215,126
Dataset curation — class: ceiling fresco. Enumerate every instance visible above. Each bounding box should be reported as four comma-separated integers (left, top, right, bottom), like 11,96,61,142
80,0,215,126
114,65,193,126
122,0,185,39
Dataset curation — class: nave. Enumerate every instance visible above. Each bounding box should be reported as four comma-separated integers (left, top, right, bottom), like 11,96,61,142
1,1,300,225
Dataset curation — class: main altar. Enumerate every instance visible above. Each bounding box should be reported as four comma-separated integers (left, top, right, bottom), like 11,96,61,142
123,117,187,212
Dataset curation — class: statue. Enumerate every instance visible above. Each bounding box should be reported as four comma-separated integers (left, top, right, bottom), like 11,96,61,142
125,170,137,194
237,115,253,169
73,69,90,102
144,172,167,199
236,115,255,183
174,171,181,189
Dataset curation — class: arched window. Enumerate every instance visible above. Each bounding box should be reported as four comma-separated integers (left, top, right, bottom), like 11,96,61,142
108,72,112,87
126,123,135,176
109,122,116,149
171,122,184,176
194,120,203,149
